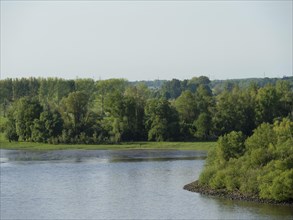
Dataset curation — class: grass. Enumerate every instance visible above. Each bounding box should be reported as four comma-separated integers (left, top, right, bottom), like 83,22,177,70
0,133,216,151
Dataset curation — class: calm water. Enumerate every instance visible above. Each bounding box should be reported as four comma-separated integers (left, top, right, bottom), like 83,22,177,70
1,149,292,219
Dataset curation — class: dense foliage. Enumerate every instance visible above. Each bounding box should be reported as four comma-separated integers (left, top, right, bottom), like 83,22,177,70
199,118,293,202
0,76,292,143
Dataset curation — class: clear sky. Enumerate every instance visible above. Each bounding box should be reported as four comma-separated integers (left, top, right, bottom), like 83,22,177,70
1,1,292,81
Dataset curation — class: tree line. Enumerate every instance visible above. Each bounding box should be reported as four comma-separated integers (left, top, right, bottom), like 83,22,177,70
0,76,292,144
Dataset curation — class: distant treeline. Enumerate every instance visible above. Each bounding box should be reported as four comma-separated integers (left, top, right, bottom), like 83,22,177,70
0,76,292,144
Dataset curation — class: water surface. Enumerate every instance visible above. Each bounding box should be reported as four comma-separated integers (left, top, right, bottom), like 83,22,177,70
1,149,292,219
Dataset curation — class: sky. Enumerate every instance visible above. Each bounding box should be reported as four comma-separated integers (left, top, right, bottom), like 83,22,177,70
1,1,292,81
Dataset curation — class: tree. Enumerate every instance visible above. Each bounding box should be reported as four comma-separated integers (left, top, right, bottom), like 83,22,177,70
96,79,128,116
5,109,18,142
101,90,125,143
217,131,246,161
100,84,149,142
38,78,75,106
145,99,180,141
12,78,39,101
255,84,280,125
75,79,97,106
174,91,197,123
194,112,212,140
122,84,149,140
213,86,255,136
13,97,43,141
194,84,213,113
174,91,198,139
192,76,211,85
275,80,293,118
31,109,63,143
60,91,91,136
0,79,13,117
199,117,293,202
161,79,182,99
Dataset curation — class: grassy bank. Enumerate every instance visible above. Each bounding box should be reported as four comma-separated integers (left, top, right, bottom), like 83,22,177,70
0,133,215,151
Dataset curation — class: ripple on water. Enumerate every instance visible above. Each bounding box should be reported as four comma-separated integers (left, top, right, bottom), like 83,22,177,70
0,149,292,219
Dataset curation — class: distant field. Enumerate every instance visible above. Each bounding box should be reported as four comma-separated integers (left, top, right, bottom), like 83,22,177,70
0,133,215,151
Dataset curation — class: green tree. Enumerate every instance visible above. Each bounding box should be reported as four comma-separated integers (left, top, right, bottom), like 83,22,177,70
194,84,213,113
161,79,182,99
13,97,43,141
31,109,63,143
75,79,96,106
122,84,149,140
11,78,39,101
0,79,13,117
60,91,92,137
96,79,128,116
199,117,293,202
218,131,246,161
38,78,75,106
275,80,293,118
100,83,149,142
5,109,18,141
174,91,197,123
174,91,197,139
145,99,180,141
213,86,255,136
255,84,280,125
194,112,212,140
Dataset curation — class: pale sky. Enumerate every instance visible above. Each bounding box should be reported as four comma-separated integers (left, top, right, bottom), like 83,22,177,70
1,1,292,81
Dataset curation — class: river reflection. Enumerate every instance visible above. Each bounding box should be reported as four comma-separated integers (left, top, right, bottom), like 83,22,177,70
1,149,292,219
0,149,207,162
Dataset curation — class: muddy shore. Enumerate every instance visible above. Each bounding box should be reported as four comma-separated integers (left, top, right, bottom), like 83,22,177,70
183,180,293,206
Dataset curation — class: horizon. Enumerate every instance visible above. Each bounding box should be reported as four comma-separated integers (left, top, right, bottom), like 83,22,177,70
0,74,291,82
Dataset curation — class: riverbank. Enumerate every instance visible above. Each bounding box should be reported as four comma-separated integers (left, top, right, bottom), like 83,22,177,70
0,134,216,151
184,180,293,206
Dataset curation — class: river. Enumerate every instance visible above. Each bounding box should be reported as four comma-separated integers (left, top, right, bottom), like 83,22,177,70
1,149,292,219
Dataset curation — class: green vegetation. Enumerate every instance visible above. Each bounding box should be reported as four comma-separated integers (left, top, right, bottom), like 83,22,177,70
0,133,215,151
1,76,292,202
198,118,293,202
0,76,292,145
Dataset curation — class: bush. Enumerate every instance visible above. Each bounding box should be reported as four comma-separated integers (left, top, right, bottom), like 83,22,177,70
198,118,293,202
218,131,245,160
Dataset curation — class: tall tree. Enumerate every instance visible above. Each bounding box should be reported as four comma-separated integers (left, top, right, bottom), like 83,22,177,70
161,79,182,99
194,112,212,140
122,84,149,140
31,109,63,143
213,86,255,136
0,79,13,117
174,91,198,123
275,80,293,118
96,79,128,116
60,91,93,137
255,84,280,125
174,91,198,139
145,99,180,141
38,78,75,106
13,97,43,141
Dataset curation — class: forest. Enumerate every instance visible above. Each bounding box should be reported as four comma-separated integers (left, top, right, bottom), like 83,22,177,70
0,76,292,144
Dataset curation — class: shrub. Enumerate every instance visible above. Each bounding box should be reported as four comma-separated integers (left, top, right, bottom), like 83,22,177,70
198,118,293,202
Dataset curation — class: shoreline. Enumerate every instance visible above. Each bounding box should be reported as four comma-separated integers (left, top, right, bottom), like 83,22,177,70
183,180,293,206
0,140,216,151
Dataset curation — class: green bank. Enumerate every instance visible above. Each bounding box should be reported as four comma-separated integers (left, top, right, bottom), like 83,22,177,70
0,133,215,151
185,118,293,203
